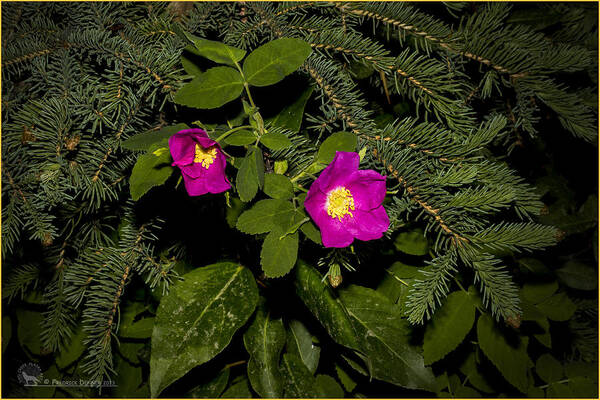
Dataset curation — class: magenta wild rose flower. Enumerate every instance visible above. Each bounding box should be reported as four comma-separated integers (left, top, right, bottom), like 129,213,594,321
168,128,231,196
304,151,389,248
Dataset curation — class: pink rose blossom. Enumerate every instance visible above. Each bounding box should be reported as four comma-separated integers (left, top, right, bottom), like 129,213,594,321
304,151,389,248
168,128,230,196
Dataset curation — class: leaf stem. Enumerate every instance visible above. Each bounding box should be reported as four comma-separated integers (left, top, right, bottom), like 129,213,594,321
214,125,253,143
221,360,247,371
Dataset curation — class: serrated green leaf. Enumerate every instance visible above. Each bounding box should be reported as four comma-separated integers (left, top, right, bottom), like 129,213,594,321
224,130,256,146
294,261,360,350
377,262,422,312
181,48,203,77
188,368,230,398
547,382,573,397
521,281,558,303
129,144,173,201
517,258,550,275
556,261,597,290
316,374,345,398
174,66,244,109
260,131,292,150
150,263,259,397
268,86,314,133
236,146,263,202
316,131,357,164
287,319,320,374
280,353,320,398
394,229,429,256
300,220,322,244
236,199,295,234
568,377,598,398
423,291,476,365
263,173,293,199
458,352,495,393
122,123,189,151
185,34,246,66
339,285,437,391
274,160,288,174
535,292,576,321
244,299,286,398
260,227,298,278
477,314,529,393
335,363,357,392
243,38,312,87
535,354,563,383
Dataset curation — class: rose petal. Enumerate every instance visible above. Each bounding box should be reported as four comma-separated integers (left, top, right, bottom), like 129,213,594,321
315,151,359,193
203,151,231,193
347,170,387,211
320,219,355,248
350,206,390,241
182,173,208,196
169,132,196,167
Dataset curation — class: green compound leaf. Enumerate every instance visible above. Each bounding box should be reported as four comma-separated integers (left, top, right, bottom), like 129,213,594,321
243,300,286,398
260,226,299,278
236,199,295,234
339,285,437,392
224,130,256,146
286,319,321,374
268,86,314,133
556,261,597,290
243,38,312,87
535,354,564,384
394,229,429,256
535,292,577,321
122,123,189,151
335,363,357,393
181,48,203,78
236,146,264,202
174,66,244,109
316,131,358,164
294,261,361,351
458,352,495,393
260,131,292,150
521,281,558,303
263,173,293,199
184,34,246,66
280,353,320,398
477,314,530,393
129,144,173,201
423,291,476,365
150,263,259,397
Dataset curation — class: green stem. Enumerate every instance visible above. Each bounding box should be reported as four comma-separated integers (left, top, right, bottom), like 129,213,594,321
290,162,319,183
234,60,257,109
214,125,253,143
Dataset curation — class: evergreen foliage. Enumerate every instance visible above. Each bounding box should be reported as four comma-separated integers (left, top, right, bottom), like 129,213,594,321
1,2,597,398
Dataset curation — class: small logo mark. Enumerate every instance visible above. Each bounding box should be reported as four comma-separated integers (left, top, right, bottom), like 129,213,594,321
17,363,42,386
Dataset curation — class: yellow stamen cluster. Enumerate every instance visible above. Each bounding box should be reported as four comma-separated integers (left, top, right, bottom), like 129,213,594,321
326,187,355,221
194,144,217,169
